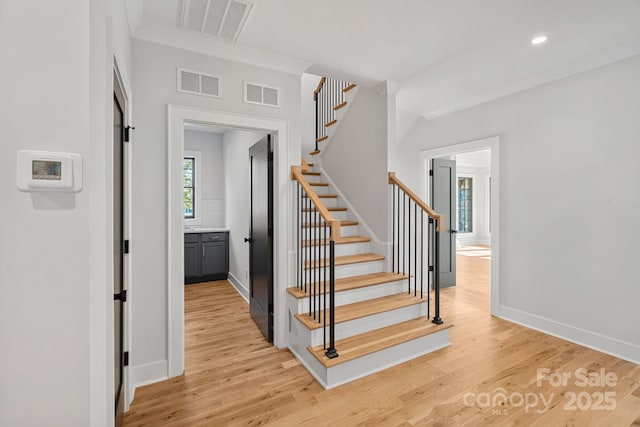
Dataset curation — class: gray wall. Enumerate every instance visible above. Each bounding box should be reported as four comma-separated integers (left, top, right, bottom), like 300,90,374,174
223,130,267,297
184,129,225,227
392,54,640,360
130,39,302,377
321,87,390,242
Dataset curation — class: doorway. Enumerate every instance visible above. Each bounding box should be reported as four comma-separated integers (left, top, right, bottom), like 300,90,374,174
249,135,274,341
167,106,290,378
113,72,127,426
422,136,500,315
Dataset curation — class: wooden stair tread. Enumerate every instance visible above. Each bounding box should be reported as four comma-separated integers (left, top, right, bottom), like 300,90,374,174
287,272,405,299
343,83,357,93
304,253,384,269
302,171,321,176
303,194,337,199
302,220,358,228
309,182,329,187
316,135,329,142
333,101,347,111
295,292,423,330
302,236,370,247
308,319,451,367
324,119,337,127
302,207,347,212
309,150,320,156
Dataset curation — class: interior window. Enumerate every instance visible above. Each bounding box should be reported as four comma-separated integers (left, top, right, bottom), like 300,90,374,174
183,157,195,218
457,177,472,233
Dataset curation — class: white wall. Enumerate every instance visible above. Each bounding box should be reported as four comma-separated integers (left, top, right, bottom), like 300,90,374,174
184,130,225,227
222,130,267,298
0,0,132,426
393,54,640,362
321,87,390,242
130,39,301,382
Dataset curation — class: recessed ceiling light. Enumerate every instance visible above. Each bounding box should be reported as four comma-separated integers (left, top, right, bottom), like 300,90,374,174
531,35,548,46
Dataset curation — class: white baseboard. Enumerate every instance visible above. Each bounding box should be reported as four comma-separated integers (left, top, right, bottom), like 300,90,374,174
499,305,640,365
227,272,249,303
131,360,168,389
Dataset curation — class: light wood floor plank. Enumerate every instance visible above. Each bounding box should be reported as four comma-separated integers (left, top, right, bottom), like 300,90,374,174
124,254,640,426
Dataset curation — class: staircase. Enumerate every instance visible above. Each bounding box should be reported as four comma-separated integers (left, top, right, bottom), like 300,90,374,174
288,164,451,389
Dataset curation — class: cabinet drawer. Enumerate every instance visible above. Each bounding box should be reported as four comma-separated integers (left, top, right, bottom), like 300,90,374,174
202,232,227,242
184,233,200,244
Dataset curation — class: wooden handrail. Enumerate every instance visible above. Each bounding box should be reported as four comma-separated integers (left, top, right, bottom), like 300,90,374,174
313,77,326,101
388,172,443,232
292,166,341,239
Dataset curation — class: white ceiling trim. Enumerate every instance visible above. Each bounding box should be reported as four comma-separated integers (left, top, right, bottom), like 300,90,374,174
420,37,640,121
133,22,311,75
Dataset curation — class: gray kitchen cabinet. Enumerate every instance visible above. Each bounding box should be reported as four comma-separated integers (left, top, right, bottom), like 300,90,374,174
184,232,229,284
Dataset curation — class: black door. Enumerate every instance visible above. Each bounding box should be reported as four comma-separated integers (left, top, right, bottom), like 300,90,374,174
249,136,273,342
113,74,126,426
431,158,457,288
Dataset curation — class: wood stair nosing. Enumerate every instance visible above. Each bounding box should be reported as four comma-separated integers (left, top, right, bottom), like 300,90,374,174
304,253,384,270
309,182,329,187
324,119,337,127
294,292,424,330
302,220,358,228
333,101,347,111
302,206,347,212
302,171,321,176
316,135,329,143
343,83,357,93
301,235,371,247
308,319,451,368
303,194,337,199
310,150,321,156
287,272,406,299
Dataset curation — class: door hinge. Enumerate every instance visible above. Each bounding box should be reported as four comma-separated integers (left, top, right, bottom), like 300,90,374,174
124,126,135,142
428,217,434,224
429,169,433,176
123,351,129,367
123,240,130,254
114,290,127,302
429,266,434,272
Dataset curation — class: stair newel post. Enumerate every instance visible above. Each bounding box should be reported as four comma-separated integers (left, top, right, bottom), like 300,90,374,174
432,217,444,325
325,221,339,359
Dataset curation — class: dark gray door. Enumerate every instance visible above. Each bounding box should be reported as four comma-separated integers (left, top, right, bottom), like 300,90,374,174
113,74,126,426
249,136,273,342
431,158,457,288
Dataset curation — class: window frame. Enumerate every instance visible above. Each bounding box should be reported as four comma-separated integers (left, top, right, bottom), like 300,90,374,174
456,174,475,235
184,150,202,226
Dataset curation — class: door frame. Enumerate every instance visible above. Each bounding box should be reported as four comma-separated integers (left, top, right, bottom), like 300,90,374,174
420,136,501,316
167,105,290,378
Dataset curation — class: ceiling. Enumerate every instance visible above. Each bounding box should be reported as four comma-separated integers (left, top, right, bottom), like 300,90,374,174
126,0,640,118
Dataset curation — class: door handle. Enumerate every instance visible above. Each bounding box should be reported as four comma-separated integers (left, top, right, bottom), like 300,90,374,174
244,237,252,243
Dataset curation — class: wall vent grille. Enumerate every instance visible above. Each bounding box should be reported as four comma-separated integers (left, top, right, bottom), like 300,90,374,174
244,82,279,108
177,68,221,98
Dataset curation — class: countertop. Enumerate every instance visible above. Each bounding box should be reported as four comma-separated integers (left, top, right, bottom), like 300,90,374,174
184,227,230,234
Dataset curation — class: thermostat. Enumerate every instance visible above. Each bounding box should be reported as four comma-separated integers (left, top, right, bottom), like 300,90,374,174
17,150,82,192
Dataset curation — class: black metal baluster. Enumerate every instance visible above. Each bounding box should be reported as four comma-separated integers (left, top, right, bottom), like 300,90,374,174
414,203,418,297
432,219,443,325
392,184,395,273
408,197,411,294
325,233,338,359
323,219,327,348
421,210,424,299
397,186,400,273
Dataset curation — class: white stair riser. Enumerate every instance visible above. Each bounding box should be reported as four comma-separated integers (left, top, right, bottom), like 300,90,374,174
301,197,338,208
338,225,359,237
301,174,323,183
303,259,384,280
302,210,348,221
309,185,330,195
292,280,407,314
307,302,428,347
324,329,450,389
302,242,371,259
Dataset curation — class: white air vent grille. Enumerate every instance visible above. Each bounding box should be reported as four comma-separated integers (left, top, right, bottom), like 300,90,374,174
181,0,254,42
244,82,279,108
177,68,221,98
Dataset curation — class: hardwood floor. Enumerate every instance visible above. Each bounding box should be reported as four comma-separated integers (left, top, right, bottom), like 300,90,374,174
123,253,640,426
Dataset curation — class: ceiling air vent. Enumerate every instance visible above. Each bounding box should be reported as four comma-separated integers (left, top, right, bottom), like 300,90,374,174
181,0,254,43
177,68,221,98
244,82,279,108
